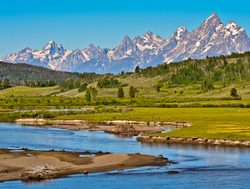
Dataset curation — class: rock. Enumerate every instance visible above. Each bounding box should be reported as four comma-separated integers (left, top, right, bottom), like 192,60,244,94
173,137,186,143
207,139,214,144
241,141,250,146
196,138,206,144
21,170,55,181
185,138,194,143
213,139,222,145
83,170,88,175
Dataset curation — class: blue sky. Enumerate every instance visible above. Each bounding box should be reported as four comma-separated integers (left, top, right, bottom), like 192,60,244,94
0,0,250,56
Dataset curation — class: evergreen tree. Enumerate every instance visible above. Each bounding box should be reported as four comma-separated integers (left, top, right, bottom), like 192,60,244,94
223,58,228,66
85,88,91,102
2,78,10,89
129,86,137,98
118,87,124,98
135,66,140,74
201,77,214,93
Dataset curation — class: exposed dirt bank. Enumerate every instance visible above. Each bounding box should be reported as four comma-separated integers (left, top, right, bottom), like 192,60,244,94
0,149,167,182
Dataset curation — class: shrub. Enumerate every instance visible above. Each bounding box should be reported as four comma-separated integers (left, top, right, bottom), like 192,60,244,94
78,83,88,92
230,88,238,97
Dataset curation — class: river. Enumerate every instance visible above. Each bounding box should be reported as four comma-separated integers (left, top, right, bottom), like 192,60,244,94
0,122,250,189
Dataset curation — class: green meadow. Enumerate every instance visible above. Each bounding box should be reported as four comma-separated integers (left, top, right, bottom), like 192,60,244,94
55,108,250,141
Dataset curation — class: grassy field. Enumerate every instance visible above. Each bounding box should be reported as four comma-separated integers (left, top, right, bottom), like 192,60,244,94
0,86,60,97
55,108,250,141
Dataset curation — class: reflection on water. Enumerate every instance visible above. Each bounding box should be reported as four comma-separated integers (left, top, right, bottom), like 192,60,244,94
0,122,250,189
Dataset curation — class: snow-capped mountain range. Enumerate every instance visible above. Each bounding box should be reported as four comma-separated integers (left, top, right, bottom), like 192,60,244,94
1,13,250,73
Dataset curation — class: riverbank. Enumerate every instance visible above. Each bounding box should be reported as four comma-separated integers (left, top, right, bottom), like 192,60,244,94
138,136,250,147
52,108,250,141
0,149,167,182
16,118,191,135
15,117,250,147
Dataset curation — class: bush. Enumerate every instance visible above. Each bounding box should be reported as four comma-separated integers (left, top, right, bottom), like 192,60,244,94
230,88,238,97
78,83,88,92
97,77,126,88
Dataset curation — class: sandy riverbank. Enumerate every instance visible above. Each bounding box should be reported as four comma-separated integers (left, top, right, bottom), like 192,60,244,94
0,149,167,182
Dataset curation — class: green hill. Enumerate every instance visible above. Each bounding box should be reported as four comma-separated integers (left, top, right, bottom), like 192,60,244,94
0,61,98,87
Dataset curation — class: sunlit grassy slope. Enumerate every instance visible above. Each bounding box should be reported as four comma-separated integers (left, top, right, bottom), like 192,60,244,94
52,70,250,99
0,86,60,97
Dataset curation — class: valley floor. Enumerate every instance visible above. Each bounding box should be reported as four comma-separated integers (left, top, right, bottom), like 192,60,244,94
1,85,250,143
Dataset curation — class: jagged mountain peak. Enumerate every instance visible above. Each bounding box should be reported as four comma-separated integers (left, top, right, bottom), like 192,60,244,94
205,13,221,23
176,26,188,32
143,31,156,39
174,26,189,41
43,40,59,49
227,20,238,26
42,40,65,55
116,35,135,51
162,13,250,64
1,13,250,73
142,31,165,44
225,21,243,32
48,40,57,44
200,13,222,32
87,43,96,48
19,47,34,54
120,35,133,45
86,43,98,50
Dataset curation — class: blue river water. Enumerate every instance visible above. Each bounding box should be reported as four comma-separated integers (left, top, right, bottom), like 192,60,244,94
0,122,250,189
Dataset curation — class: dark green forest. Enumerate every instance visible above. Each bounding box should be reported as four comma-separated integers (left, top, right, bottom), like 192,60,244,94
0,61,99,87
